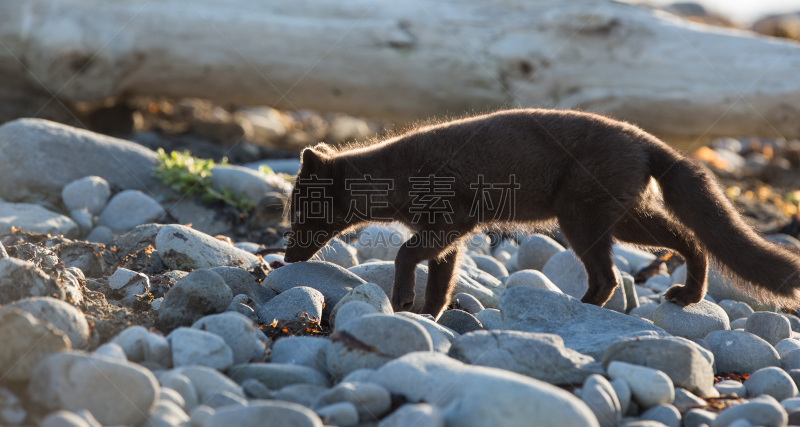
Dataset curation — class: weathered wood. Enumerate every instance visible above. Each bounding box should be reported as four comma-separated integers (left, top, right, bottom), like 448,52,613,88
1,0,799,142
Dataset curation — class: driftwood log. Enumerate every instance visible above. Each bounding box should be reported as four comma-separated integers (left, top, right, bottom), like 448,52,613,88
1,0,799,142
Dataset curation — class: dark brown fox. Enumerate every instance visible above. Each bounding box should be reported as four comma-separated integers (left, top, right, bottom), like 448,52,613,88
284,108,800,319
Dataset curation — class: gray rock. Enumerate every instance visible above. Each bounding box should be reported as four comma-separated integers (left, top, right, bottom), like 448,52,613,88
159,387,186,409
61,176,111,215
781,396,800,412
745,312,792,346
39,410,97,427
192,312,260,364
210,266,276,305
167,327,234,371
378,403,444,427
705,330,780,374
612,378,632,415
775,338,800,358
98,190,165,232
241,378,273,399
258,286,325,323
93,342,126,360
0,309,70,381
156,224,264,270
781,348,800,370
315,381,392,421
630,303,659,321
274,384,329,408
712,395,787,427
653,300,730,340
342,369,376,383
86,226,115,244
202,391,245,410
395,312,459,353
673,387,707,409
209,164,284,206
312,237,359,268
784,314,800,332
673,265,776,312
2,296,90,349
643,274,673,293
608,361,674,408
452,293,485,314
0,118,161,204
469,254,509,278
715,380,747,397
334,301,380,329
744,366,798,400
352,224,411,261
268,261,364,315
612,244,657,274
640,404,681,427
156,269,233,333
719,300,755,321
601,336,715,396
142,400,190,427
541,250,628,312
157,372,199,410
28,351,159,426
500,286,667,358
685,409,717,427
475,308,503,330
0,388,26,425
108,267,150,306
0,202,78,238
316,402,358,427
227,363,330,389
206,400,323,427
516,233,565,271
111,325,172,369
504,269,562,293
326,314,433,379
437,309,483,334
371,352,599,427
348,261,496,312
330,282,393,326
170,365,244,405
581,374,622,427
270,336,330,373
449,330,603,385
70,208,93,236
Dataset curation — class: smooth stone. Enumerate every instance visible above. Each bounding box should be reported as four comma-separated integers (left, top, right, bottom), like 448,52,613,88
780,397,800,412
2,296,90,349
86,225,115,244
712,395,787,427
601,336,715,396
643,274,673,293
156,269,232,333
98,190,165,231
267,261,364,315
204,400,323,427
188,405,215,426
744,367,798,400
395,312,459,353
192,312,260,364
241,378,273,399
673,387,707,409
608,361,674,408
315,381,392,421
62,176,110,215
377,403,444,427
170,365,244,405
784,314,800,332
312,237,359,268
730,318,748,329
715,380,747,397
274,384,329,408
475,308,503,330
257,286,325,323
504,269,562,293
40,410,97,427
685,409,717,427
516,234,565,271
334,301,380,329
155,224,263,270
469,254,509,278
500,286,667,359
640,404,681,427
452,293,485,314
449,330,603,385
270,336,330,373
326,314,433,379
28,351,159,426
341,369,376,383
629,303,659,321
673,264,775,312
143,400,190,427
159,387,187,409
93,342,127,361
705,330,780,374
210,266,276,306
0,118,160,204
111,325,172,369
227,363,330,389
108,267,150,306
0,309,70,381
330,282,393,327
157,372,199,410
612,244,657,273
371,352,599,427
612,378,632,415
348,261,496,312
70,208,93,236
719,300,755,321
0,202,78,238
781,348,800,370
541,250,628,312
653,300,730,340
167,327,234,371
316,402,359,427
437,309,483,334
208,164,284,206
581,374,622,427
745,312,792,346
352,223,411,261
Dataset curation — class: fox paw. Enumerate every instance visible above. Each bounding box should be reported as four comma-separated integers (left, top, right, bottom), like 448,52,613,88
663,284,703,307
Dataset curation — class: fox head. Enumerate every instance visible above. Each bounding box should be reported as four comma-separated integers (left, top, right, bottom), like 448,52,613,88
284,144,349,262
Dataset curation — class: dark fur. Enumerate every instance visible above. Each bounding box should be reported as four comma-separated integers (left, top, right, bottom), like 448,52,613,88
284,108,800,318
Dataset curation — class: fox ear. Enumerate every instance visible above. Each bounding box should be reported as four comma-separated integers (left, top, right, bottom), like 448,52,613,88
312,143,337,156
301,147,328,175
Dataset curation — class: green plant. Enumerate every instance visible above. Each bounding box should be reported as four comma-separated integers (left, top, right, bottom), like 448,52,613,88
154,148,255,214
